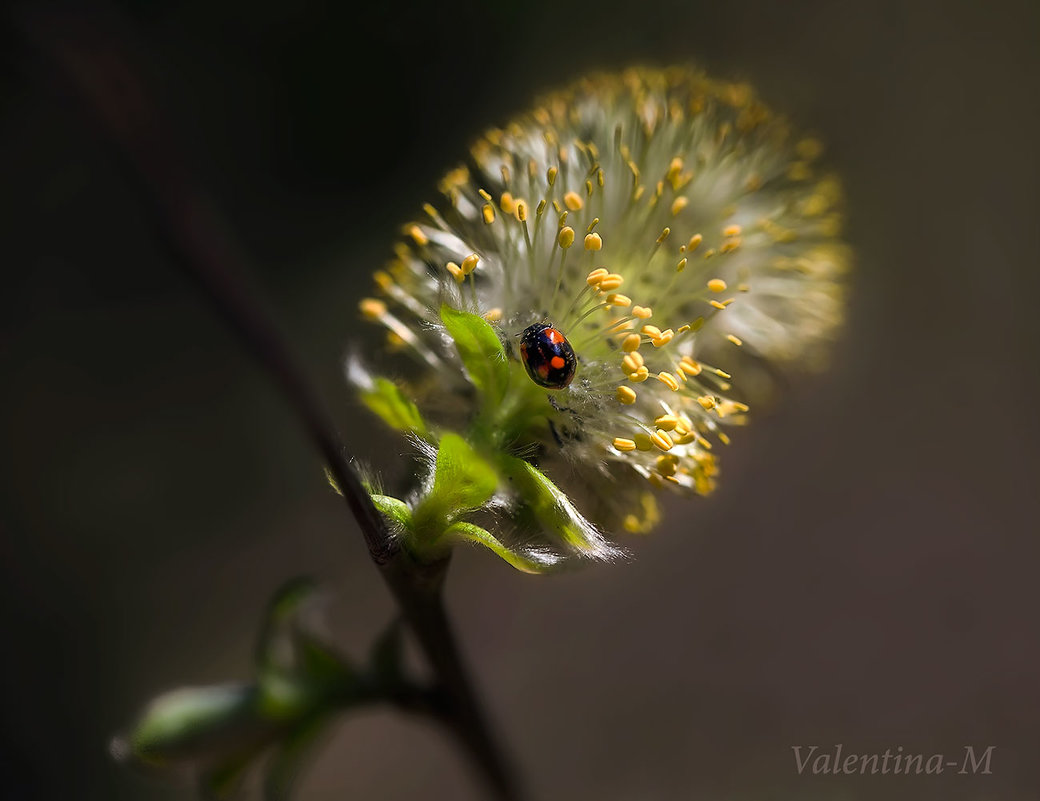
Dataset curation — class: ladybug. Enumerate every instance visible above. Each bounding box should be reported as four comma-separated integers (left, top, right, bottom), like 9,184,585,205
519,323,577,389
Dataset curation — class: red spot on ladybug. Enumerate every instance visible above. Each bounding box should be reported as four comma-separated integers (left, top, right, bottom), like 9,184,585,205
519,323,577,389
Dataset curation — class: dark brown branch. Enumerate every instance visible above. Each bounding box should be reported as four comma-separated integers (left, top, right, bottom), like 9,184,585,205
16,6,519,800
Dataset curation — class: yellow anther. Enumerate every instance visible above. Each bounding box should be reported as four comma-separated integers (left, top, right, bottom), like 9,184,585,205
478,188,493,202
651,430,674,451
633,433,653,451
407,225,428,246
584,232,603,251
461,254,480,275
629,366,650,383
710,299,729,310
632,305,653,319
687,233,703,252
500,192,515,214
553,200,564,216
547,166,558,185
680,356,702,376
586,217,601,233
674,431,696,445
707,278,728,293
677,324,690,334
564,191,584,211
386,331,405,349
666,157,683,185
359,298,386,320
606,293,632,307
697,395,717,410
720,237,742,253
482,203,496,224
616,385,637,405
676,257,688,273
641,324,662,339
622,352,644,374
373,270,394,291
585,179,593,196
657,371,680,391
613,437,637,452
727,334,744,346
722,224,742,237
515,199,528,221
656,455,678,477
558,226,576,248
718,432,731,445
623,514,642,533
656,227,671,244
670,197,689,216
586,268,609,286
482,308,503,322
598,273,624,291
536,199,547,216
598,168,605,187
622,333,642,352
714,368,732,379
654,414,679,431
446,262,464,283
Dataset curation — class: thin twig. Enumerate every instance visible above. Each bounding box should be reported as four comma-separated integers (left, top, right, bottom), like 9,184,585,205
16,7,520,800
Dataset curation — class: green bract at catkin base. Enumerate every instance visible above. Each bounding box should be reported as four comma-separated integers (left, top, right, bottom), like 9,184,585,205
349,66,850,572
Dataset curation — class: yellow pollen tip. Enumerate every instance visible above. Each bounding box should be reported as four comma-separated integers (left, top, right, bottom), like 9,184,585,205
680,356,702,376
722,224,742,237
720,237,741,253
707,278,728,293
632,306,653,319
500,192,515,213
687,233,703,252
564,191,584,211
359,298,386,319
446,262,464,283
616,385,638,405
657,372,680,391
598,273,624,291
676,257,688,273
584,232,603,251
710,299,728,310
586,268,608,286
697,395,717,410
483,308,503,322
613,437,637,452
656,455,678,477
461,254,480,275
670,197,689,216
482,204,495,224
478,188,493,201
622,352,644,374
622,333,642,352
629,366,650,382
656,227,671,244
407,225,428,246
727,334,744,346
651,430,674,451
373,270,394,291
654,414,679,430
641,324,662,338
633,433,653,451
515,200,528,221
558,226,576,248
606,293,632,307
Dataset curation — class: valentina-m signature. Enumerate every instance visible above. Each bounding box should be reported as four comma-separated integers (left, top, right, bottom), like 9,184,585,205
792,744,994,776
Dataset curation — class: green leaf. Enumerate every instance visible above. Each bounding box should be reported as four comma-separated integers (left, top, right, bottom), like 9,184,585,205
360,377,428,436
370,493,413,532
411,433,499,543
127,684,273,767
444,521,560,574
439,305,509,404
500,456,622,561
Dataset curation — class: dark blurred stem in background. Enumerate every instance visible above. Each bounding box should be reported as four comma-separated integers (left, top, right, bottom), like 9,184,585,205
16,5,520,800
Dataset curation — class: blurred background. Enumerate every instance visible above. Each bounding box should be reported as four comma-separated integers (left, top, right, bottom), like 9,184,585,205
2,0,1039,798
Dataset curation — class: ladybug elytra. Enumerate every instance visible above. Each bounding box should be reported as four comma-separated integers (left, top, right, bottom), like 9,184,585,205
519,323,577,389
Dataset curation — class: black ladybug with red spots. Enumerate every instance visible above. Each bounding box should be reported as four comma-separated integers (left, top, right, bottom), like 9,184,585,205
519,323,577,389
